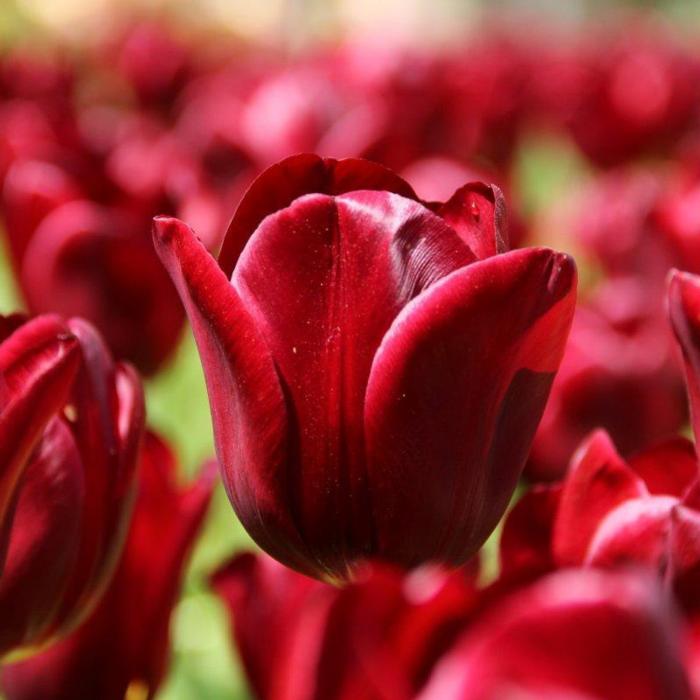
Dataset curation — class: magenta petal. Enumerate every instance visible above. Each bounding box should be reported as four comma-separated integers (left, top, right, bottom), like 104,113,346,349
218,153,418,275
436,182,508,259
152,216,314,574
364,247,576,566
668,269,700,450
553,430,647,566
233,190,474,574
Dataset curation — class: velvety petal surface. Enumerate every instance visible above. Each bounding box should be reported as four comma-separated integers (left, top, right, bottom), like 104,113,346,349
436,182,508,259
218,153,418,275
364,247,576,566
233,190,475,575
152,216,313,575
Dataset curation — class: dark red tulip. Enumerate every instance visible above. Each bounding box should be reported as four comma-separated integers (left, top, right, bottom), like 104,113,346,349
153,154,577,580
0,315,81,573
1,432,214,700
420,569,691,700
0,314,144,659
212,552,478,700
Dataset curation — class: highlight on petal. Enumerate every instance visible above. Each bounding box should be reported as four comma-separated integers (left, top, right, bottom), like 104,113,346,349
218,153,418,275
364,247,576,566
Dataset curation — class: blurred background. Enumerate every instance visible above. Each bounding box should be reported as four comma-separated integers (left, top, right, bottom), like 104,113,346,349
2,0,700,697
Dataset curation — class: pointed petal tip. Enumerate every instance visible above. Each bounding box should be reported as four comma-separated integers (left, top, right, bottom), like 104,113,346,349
152,215,193,247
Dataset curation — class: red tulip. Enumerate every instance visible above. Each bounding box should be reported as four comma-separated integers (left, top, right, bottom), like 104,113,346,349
153,153,576,580
0,314,144,658
419,569,690,700
212,552,478,700
0,315,81,573
1,433,214,700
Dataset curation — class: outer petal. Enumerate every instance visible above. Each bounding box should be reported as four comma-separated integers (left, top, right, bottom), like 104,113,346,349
365,247,576,566
419,570,690,700
436,182,508,259
553,430,647,566
0,316,79,571
50,320,143,630
152,216,312,574
1,432,215,700
218,153,418,275
211,552,324,700
233,190,475,575
668,269,700,448
0,418,84,657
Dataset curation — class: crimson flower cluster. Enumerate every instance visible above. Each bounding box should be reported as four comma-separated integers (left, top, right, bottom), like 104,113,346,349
4,11,700,700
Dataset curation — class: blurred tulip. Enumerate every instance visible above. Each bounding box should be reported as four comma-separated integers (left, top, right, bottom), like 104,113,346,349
528,279,686,480
420,569,690,700
212,552,478,700
537,24,700,167
153,153,576,580
1,433,215,700
0,314,144,659
1,153,186,374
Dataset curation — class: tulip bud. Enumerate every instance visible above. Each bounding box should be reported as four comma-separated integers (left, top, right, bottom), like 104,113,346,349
153,154,577,580
0,314,144,659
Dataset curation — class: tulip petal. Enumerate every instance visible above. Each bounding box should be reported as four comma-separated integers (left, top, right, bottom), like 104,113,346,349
628,438,699,497
1,432,215,699
0,417,84,656
668,269,700,450
419,570,689,700
437,183,508,259
364,247,576,566
233,190,475,573
0,316,79,572
152,216,313,574
219,153,418,275
553,430,647,566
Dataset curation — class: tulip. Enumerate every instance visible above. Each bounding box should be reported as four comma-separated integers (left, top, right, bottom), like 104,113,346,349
153,153,576,580
212,552,478,700
419,569,691,700
1,156,186,374
0,314,144,658
0,315,80,572
1,433,214,700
